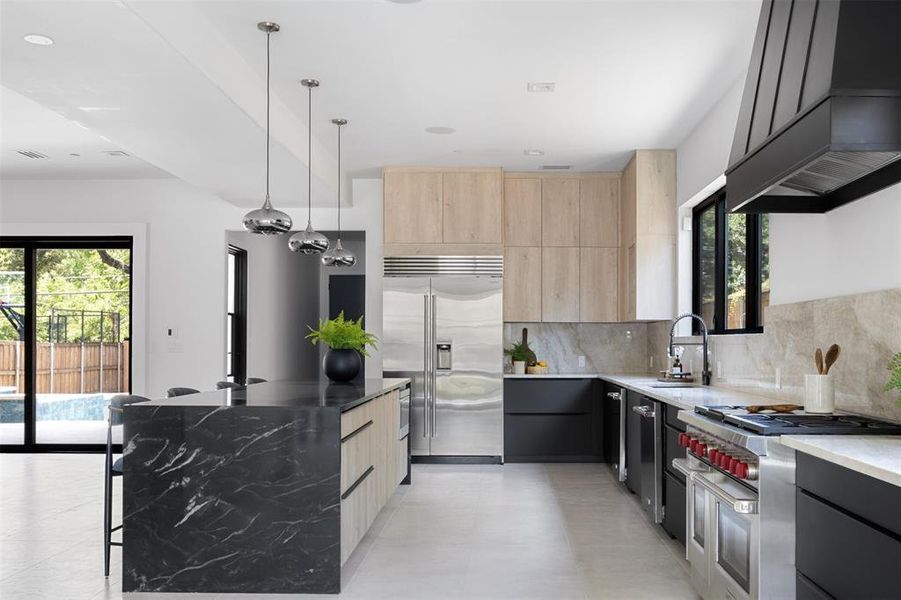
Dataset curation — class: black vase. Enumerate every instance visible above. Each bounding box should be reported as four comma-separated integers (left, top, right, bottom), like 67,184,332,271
323,348,362,382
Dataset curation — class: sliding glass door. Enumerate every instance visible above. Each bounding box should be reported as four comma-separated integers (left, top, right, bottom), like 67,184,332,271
0,237,132,452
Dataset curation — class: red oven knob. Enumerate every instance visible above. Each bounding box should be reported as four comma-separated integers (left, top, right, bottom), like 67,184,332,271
697,443,708,457
690,439,699,453
679,433,690,448
709,448,720,463
737,462,749,479
718,453,731,469
728,457,739,472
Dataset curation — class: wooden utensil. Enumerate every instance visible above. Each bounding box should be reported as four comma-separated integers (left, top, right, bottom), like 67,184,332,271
815,347,824,375
746,404,803,414
823,344,841,375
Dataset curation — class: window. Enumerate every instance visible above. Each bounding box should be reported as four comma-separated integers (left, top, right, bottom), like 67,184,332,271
692,190,769,334
226,245,247,383
0,237,132,452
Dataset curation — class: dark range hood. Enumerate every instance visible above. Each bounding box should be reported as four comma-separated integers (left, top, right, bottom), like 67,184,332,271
726,0,901,213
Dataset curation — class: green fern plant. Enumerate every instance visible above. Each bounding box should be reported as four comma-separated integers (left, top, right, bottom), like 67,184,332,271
504,340,536,365
306,311,378,357
885,352,901,405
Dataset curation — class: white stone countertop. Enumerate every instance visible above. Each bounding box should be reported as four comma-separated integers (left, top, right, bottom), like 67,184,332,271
505,372,785,411
779,435,901,488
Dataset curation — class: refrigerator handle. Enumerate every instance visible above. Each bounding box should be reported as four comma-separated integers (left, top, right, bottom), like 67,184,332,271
423,293,430,438
431,293,437,437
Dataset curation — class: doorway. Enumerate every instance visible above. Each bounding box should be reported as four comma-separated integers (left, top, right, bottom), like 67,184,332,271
0,237,133,452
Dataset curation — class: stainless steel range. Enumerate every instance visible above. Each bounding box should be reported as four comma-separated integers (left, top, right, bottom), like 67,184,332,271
674,405,901,600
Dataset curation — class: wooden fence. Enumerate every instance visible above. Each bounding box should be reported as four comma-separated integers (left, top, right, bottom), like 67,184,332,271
0,341,130,394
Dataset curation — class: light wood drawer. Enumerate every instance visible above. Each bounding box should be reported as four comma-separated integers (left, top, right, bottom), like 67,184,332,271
340,398,374,438
341,419,374,496
340,463,377,565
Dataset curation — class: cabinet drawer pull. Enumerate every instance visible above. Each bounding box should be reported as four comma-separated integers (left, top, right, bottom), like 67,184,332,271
341,419,373,444
342,465,374,500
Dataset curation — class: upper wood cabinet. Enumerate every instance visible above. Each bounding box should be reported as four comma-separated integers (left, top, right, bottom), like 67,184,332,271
383,170,444,244
383,167,502,252
503,178,542,246
443,170,503,244
541,178,581,247
580,176,620,247
503,247,541,322
541,247,580,322
618,150,676,322
580,247,619,322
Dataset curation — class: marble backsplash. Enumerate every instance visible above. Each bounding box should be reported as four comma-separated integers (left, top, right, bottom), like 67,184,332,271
705,288,901,421
507,288,901,421
503,322,653,375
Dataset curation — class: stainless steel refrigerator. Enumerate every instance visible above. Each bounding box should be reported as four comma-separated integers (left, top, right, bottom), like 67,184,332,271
382,256,503,461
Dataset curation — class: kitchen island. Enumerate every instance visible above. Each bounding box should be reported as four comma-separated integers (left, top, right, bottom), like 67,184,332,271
121,378,410,594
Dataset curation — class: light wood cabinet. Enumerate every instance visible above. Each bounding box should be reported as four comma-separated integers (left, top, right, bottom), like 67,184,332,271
503,247,541,322
541,247,580,322
541,178,581,247
339,387,407,565
383,170,443,244
580,247,619,322
503,178,542,246
618,150,676,322
502,172,621,323
580,176,620,247
383,168,502,253
442,171,503,244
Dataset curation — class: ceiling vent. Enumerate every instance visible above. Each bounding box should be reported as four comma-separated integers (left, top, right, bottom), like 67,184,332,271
104,150,130,157
540,165,572,170
17,150,48,159
527,82,555,93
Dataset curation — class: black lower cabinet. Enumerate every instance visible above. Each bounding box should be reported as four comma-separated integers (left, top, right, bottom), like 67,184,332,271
660,404,687,544
795,452,901,599
504,379,602,462
662,471,686,546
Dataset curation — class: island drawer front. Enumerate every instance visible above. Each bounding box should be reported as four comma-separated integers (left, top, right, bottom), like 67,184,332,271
341,399,376,438
341,421,375,495
340,465,378,565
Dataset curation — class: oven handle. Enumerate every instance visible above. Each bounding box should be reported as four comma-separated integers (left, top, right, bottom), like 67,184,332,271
692,472,759,515
671,457,708,478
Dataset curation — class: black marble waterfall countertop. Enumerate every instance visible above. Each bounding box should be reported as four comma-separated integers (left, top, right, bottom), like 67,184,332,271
144,377,410,411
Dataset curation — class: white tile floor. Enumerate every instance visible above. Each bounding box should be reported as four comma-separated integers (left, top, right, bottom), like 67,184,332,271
0,454,698,600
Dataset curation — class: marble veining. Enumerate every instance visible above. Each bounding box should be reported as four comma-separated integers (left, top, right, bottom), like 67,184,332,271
122,403,341,594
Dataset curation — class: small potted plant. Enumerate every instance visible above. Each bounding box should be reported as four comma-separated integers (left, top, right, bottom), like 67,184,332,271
306,311,378,382
885,352,901,406
505,340,535,375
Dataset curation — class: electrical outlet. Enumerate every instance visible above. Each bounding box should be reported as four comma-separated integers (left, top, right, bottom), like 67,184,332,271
716,360,723,378
578,355,586,368
775,367,782,389
650,356,654,369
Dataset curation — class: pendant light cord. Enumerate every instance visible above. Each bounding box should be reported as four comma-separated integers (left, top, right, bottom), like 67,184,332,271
307,84,313,226
336,122,341,235
264,31,271,208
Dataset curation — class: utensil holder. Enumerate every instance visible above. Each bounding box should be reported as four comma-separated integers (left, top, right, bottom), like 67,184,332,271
512,361,526,374
804,373,835,414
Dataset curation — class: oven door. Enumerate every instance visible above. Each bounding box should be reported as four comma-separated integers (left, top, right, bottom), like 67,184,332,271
694,471,760,600
673,458,713,598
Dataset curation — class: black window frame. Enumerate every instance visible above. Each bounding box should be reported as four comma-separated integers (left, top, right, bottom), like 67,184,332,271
692,189,766,335
0,236,133,453
227,245,247,384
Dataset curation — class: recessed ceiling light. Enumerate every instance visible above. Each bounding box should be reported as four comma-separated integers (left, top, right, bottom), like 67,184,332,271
69,153,81,157
425,126,455,135
24,34,54,46
524,149,545,157
527,82,555,93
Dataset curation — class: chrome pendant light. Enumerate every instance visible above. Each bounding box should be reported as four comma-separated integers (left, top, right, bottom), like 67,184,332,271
322,119,356,267
288,79,330,254
242,22,292,235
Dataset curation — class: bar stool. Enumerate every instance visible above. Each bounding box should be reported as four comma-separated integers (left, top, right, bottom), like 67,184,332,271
104,394,151,577
166,386,199,397
215,381,243,390
246,377,267,384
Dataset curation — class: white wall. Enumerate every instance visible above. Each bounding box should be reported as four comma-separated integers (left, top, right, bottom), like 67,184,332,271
769,185,901,305
0,178,234,397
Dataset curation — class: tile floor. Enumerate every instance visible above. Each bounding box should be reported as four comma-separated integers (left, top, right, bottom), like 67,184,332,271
0,454,697,600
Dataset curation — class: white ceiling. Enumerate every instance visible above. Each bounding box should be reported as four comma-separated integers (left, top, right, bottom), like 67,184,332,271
1,86,171,179
0,0,760,207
